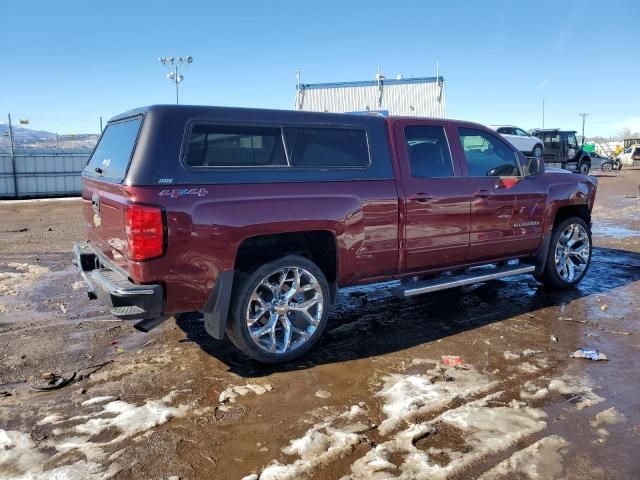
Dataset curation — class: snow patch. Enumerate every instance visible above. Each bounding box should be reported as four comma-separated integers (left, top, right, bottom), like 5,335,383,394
518,362,540,374
2,391,188,479
259,424,361,480
252,404,368,480
478,435,569,479
376,366,499,434
0,430,46,478
590,407,626,427
219,383,273,404
548,376,605,410
520,381,549,401
72,397,188,443
80,396,117,406
344,392,547,480
0,263,49,296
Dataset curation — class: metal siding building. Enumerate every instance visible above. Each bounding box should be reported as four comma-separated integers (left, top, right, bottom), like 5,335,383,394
0,148,89,198
295,76,446,118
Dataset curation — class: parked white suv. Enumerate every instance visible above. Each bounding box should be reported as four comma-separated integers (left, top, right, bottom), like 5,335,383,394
490,125,544,157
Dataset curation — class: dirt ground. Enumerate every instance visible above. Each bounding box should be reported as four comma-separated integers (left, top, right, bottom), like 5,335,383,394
1,169,639,480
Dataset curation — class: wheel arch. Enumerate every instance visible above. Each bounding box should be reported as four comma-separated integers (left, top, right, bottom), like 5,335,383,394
234,230,339,298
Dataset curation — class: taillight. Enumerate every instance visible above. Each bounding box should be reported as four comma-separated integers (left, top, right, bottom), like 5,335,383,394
124,204,165,261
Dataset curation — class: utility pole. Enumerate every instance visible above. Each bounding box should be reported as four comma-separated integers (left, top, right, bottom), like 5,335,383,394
159,56,193,105
7,114,18,197
578,112,590,145
542,98,545,129
99,116,103,133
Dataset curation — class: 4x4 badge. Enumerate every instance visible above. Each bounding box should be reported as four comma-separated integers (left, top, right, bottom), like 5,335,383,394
159,188,209,198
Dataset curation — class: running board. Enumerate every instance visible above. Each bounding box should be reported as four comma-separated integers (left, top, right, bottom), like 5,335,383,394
392,264,536,298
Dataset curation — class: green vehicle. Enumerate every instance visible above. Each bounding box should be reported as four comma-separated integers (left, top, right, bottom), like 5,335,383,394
530,129,591,175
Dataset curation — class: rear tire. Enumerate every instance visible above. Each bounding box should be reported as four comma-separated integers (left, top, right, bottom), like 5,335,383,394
601,162,613,172
536,217,592,289
227,255,330,363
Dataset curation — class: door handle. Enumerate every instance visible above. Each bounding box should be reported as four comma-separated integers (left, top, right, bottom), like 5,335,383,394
409,193,434,202
473,189,493,198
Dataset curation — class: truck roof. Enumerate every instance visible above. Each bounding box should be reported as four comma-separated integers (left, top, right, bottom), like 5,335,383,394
109,104,487,131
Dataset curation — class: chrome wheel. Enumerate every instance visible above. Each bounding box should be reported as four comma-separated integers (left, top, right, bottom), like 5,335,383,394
554,223,590,282
246,267,324,354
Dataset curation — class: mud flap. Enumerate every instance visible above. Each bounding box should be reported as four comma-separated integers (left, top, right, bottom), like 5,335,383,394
533,232,552,275
201,270,235,340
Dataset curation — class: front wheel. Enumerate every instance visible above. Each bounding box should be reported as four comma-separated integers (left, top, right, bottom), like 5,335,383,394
532,144,543,158
601,162,613,172
227,255,330,363
536,217,592,289
579,162,591,175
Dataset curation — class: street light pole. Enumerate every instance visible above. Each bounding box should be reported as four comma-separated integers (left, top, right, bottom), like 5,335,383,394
159,56,193,105
578,112,590,145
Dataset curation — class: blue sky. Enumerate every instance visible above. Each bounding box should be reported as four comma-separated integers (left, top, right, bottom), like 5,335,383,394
1,0,638,136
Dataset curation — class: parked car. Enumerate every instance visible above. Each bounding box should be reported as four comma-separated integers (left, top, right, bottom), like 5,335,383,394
590,152,620,171
617,144,640,167
490,125,544,157
530,128,592,175
75,105,597,363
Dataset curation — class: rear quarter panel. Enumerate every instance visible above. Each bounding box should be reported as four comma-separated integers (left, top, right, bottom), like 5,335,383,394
128,180,399,313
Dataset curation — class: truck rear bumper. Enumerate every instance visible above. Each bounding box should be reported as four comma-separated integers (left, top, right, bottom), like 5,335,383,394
73,242,164,321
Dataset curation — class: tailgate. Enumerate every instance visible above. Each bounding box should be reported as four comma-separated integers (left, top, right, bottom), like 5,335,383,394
82,116,143,272
83,177,130,271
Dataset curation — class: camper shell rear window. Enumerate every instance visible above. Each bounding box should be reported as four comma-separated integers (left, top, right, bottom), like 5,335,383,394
84,117,142,183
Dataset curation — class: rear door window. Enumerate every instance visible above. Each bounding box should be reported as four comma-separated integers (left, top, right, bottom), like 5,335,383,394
404,125,454,178
458,127,521,177
284,127,370,167
84,117,142,182
186,124,287,167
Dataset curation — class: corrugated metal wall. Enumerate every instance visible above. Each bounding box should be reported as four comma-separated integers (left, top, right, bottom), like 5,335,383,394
0,149,89,198
297,78,446,118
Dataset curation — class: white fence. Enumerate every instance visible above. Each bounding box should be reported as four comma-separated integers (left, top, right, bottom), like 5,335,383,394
0,149,89,198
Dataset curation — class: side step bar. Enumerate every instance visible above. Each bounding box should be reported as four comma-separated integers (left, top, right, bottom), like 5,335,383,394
392,264,535,298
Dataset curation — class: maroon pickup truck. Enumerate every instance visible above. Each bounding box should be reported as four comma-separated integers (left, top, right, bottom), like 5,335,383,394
75,105,596,363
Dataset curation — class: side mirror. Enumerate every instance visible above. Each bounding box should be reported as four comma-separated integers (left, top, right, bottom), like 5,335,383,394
524,156,544,176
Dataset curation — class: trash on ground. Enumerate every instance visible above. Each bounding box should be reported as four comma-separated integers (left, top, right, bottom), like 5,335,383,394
30,371,77,391
570,349,608,361
1,391,11,397
441,355,463,366
551,335,559,343
600,304,609,311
